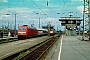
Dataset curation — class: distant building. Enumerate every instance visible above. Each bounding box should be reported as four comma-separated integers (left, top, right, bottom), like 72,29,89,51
42,25,54,30
59,17,82,36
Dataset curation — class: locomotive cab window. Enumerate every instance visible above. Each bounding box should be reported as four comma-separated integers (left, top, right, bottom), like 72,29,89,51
19,28,26,30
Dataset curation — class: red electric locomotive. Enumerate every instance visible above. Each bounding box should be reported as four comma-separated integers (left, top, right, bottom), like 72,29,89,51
18,25,38,39
50,29,56,36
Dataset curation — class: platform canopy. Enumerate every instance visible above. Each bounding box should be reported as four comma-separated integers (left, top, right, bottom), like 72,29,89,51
59,17,82,26
59,17,82,20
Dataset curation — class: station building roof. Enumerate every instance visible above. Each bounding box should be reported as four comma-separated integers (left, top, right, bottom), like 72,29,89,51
59,17,82,21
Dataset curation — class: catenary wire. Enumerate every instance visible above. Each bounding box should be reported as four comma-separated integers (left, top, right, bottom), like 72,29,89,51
31,0,48,17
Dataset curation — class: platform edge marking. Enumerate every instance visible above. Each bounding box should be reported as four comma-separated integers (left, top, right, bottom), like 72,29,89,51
58,35,63,60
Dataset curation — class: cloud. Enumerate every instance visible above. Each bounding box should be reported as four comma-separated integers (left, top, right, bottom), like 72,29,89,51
71,0,83,2
77,6,84,13
47,17,56,21
28,0,51,1
7,8,33,14
0,7,34,15
0,7,51,19
0,14,11,20
0,7,51,16
0,7,35,22
77,6,88,13
0,0,8,2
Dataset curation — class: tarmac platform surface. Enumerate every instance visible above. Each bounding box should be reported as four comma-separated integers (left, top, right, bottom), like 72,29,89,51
0,36,17,40
45,35,90,60
0,36,51,59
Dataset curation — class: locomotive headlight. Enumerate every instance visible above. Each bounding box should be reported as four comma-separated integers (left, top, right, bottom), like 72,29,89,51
22,32,26,33
50,31,53,33
18,32,26,34
18,32,21,33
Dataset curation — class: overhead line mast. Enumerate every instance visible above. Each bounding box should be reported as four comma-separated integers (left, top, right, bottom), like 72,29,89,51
89,0,90,40
82,0,90,40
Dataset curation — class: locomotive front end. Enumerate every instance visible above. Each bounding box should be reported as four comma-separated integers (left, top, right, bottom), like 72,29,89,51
18,26,28,39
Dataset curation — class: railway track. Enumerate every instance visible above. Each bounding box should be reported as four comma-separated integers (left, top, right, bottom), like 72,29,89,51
2,34,61,60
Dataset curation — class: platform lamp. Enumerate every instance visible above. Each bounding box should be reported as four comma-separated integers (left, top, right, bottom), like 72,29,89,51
14,14,16,36
48,22,50,37
6,14,10,29
57,13,60,32
6,14,16,36
69,12,73,36
69,12,73,29
36,13,40,28
4,14,11,36
57,13,60,18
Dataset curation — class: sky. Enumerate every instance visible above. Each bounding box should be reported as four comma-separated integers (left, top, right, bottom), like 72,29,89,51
0,0,84,31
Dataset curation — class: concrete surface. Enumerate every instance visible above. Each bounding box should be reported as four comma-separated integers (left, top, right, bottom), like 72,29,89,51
0,36,51,59
44,35,90,60
0,36,17,40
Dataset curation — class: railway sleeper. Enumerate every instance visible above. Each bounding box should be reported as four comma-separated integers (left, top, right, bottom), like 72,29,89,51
20,36,59,60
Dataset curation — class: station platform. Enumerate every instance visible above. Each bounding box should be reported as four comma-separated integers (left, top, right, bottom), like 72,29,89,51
0,36,17,40
0,36,51,59
45,35,90,60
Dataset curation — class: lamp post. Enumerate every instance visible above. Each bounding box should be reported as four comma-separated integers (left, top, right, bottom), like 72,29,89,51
48,22,50,37
69,12,73,28
56,22,58,32
15,14,16,36
6,14,16,36
57,13,60,32
69,12,73,23
6,14,10,29
36,13,40,28
69,12,73,36
82,0,85,40
39,18,40,28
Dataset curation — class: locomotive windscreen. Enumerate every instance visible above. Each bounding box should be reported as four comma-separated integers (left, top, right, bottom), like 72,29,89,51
23,25,28,26
19,28,26,30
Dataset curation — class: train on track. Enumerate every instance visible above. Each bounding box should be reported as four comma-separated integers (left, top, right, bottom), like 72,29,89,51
18,25,49,39
50,29,56,36
18,25,56,39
